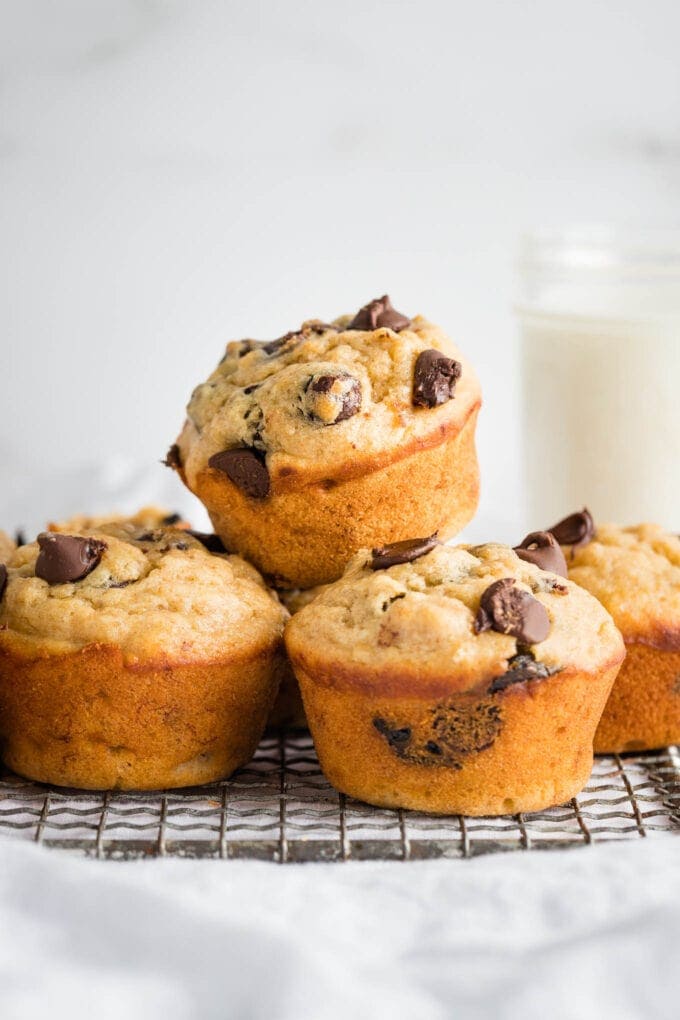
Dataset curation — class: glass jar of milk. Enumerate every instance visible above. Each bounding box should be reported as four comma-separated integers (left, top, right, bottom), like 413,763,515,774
516,229,680,531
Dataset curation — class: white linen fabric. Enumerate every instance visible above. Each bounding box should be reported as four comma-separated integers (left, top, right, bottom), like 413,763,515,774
0,838,677,1020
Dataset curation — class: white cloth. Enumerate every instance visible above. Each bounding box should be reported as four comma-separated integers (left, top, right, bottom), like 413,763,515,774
0,837,678,1020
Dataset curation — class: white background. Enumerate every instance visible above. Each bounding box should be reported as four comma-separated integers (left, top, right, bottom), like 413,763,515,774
2,0,680,535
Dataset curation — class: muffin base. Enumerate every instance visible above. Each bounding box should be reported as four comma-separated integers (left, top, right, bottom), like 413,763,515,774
0,641,282,790
291,657,622,815
189,406,480,589
594,643,680,753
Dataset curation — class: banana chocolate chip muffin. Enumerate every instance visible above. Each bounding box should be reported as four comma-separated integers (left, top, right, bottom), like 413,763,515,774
548,510,680,753
285,536,624,815
168,295,481,588
0,516,287,789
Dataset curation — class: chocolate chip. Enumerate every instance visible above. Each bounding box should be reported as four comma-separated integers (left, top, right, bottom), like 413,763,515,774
514,531,568,578
187,530,227,553
474,578,550,644
243,384,261,395
303,372,362,425
370,534,439,570
548,508,595,548
306,321,337,335
489,653,554,693
35,533,107,585
0,565,7,602
348,295,411,332
209,448,270,499
163,444,181,470
14,530,26,547
373,719,412,749
161,513,182,526
412,349,462,408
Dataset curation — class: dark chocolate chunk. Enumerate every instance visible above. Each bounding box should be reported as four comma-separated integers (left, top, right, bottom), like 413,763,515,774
370,534,439,570
303,373,362,424
161,513,182,526
548,508,595,548
412,349,462,408
514,531,568,578
187,530,227,554
348,295,411,332
474,578,550,644
243,384,261,395
14,530,26,547
35,533,107,585
489,653,554,693
0,564,7,602
209,448,270,499
163,444,181,470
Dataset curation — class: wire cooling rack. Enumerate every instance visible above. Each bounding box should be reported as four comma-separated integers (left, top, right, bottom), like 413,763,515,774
0,733,678,861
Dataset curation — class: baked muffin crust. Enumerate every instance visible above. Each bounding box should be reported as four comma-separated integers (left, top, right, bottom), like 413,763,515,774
177,314,480,489
565,523,680,648
287,542,620,689
1,520,285,662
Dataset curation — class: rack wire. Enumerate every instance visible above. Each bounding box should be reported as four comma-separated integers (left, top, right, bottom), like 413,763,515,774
0,733,678,861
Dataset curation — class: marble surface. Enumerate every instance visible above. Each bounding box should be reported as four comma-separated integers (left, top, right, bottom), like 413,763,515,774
2,0,680,539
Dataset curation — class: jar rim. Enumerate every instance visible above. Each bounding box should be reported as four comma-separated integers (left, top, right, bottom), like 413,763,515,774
519,225,680,277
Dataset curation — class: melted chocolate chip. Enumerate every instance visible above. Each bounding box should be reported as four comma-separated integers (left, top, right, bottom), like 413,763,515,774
304,373,362,424
161,513,182,526
514,531,568,578
348,295,411,332
373,719,412,750
163,444,181,470
474,578,550,644
243,384,261,395
14,530,26,547
209,448,270,499
373,700,503,768
370,534,439,570
489,653,554,693
35,533,107,585
187,530,227,553
0,564,7,602
548,508,595,548
412,349,462,408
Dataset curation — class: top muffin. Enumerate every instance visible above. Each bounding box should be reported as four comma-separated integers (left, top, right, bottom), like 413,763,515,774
173,297,480,489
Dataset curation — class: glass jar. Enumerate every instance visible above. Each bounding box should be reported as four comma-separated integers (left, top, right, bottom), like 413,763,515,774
516,228,680,531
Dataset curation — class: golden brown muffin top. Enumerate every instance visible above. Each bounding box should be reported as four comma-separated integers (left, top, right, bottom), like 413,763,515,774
48,505,189,535
0,516,286,663
562,521,680,647
285,540,623,691
172,297,481,494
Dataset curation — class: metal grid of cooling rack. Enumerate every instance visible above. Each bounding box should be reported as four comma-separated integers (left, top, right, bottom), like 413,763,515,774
0,733,678,861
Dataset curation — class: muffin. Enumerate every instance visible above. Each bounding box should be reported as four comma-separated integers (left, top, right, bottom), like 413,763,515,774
168,295,481,588
0,517,287,789
285,536,625,815
548,510,680,753
267,586,328,730
49,505,190,535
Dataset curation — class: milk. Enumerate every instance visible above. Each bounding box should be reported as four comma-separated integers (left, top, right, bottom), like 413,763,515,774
517,232,680,531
